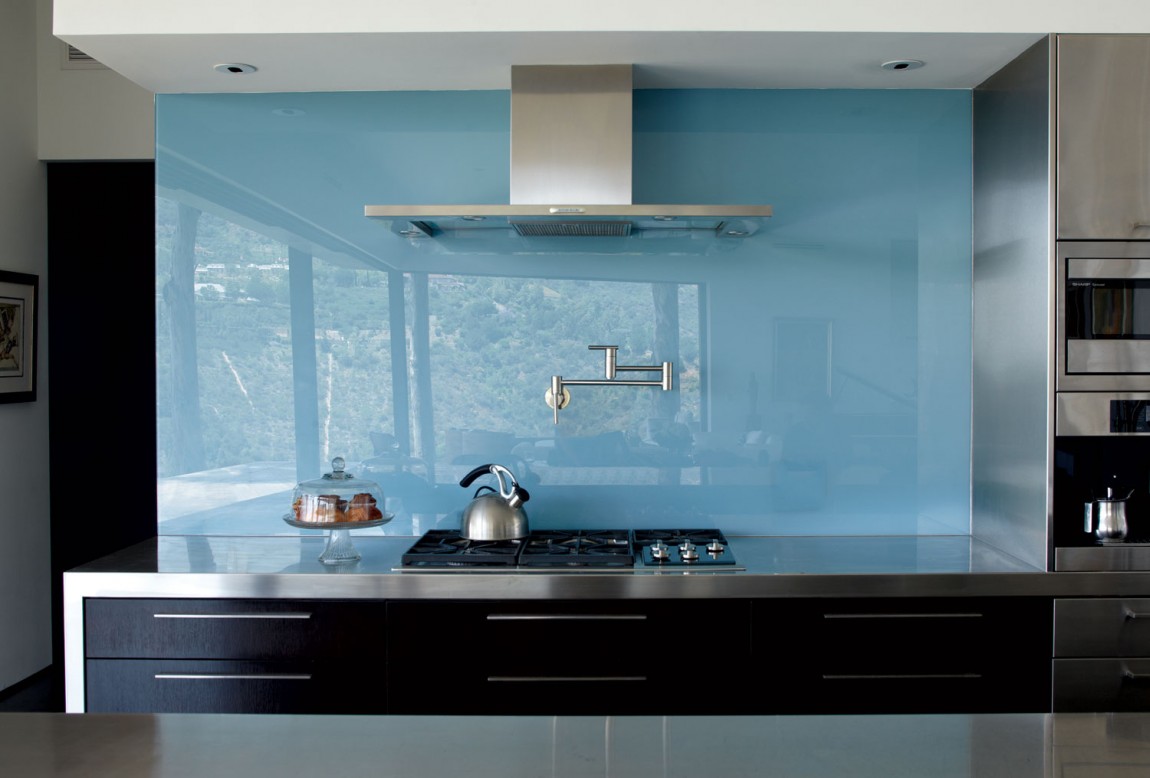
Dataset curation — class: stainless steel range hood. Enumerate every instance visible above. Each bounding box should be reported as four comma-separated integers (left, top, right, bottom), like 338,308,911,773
365,65,772,240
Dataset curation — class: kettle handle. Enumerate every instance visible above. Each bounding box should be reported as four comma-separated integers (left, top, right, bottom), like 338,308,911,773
459,463,497,489
459,463,531,506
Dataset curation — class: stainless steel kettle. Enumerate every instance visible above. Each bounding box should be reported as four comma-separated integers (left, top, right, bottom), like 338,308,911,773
1085,485,1132,541
459,463,531,540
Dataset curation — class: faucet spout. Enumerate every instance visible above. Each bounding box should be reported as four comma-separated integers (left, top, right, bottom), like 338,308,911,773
546,346,674,423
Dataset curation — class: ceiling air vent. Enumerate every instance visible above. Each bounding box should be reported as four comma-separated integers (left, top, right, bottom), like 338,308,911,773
61,43,106,70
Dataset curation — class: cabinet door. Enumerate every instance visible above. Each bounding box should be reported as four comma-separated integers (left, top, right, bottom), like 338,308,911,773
1057,35,1150,239
386,599,751,715
753,597,1053,714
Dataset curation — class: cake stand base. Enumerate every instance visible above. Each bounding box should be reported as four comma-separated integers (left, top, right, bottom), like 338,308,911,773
318,529,361,565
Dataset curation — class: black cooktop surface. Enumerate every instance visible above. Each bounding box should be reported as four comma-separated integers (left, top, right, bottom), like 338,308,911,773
400,528,735,569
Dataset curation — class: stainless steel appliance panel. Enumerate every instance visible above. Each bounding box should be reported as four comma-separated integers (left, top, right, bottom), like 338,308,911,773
1057,35,1150,240
1056,392,1150,436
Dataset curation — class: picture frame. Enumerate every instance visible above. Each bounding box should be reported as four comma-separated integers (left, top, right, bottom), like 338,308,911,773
0,270,38,403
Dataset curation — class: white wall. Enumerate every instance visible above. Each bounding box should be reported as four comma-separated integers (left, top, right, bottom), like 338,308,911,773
0,0,52,692
36,0,153,160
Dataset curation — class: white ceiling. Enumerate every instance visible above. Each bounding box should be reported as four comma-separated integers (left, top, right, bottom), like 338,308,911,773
62,31,1049,93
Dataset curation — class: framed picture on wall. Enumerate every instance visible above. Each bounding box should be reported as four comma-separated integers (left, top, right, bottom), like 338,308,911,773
0,270,38,403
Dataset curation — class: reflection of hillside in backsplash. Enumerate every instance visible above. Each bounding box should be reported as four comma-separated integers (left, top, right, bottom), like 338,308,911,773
154,88,972,538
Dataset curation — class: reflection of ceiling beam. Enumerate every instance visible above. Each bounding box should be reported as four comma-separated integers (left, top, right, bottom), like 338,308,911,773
156,146,396,271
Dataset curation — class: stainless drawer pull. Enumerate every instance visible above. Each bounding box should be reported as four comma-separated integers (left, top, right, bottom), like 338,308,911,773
153,613,313,620
486,614,647,621
823,613,983,620
1123,609,1150,620
154,673,313,681
823,673,982,680
487,676,647,683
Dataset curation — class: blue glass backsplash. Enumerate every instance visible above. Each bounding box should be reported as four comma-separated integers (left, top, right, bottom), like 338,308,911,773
155,88,972,537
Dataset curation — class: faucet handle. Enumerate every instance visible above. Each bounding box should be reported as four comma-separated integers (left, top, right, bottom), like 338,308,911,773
588,345,619,379
546,376,570,424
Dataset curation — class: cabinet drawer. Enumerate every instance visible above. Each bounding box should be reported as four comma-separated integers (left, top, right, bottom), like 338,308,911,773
387,600,751,715
1055,599,1150,657
754,598,1053,714
1054,658,1150,712
388,600,748,670
86,659,387,714
85,599,387,660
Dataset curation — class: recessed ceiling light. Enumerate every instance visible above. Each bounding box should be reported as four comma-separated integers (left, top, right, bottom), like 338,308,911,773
214,63,258,74
880,60,925,72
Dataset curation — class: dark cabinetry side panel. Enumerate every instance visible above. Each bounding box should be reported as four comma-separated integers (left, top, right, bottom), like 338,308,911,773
48,162,158,683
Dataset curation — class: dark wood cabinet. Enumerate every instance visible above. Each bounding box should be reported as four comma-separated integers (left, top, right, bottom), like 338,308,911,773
81,594,1058,715
386,599,753,714
83,599,388,714
752,597,1054,714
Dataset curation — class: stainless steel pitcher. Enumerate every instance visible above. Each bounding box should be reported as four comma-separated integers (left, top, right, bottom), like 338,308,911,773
1085,486,1132,541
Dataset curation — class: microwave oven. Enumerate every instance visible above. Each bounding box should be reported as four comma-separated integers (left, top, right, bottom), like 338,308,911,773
1057,241,1150,391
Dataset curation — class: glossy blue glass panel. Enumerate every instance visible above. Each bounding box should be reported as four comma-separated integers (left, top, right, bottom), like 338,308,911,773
154,88,972,537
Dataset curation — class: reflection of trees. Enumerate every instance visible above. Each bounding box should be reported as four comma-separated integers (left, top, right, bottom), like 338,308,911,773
162,203,206,474
155,205,702,476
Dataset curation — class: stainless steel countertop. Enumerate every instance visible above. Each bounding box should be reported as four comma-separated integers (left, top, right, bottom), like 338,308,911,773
4,710,1150,778
65,534,1150,599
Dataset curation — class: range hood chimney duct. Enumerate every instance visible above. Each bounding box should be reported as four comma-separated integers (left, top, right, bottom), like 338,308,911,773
365,65,772,240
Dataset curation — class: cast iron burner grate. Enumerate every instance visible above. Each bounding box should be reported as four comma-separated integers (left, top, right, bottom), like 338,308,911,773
519,529,634,568
401,529,523,567
400,528,737,568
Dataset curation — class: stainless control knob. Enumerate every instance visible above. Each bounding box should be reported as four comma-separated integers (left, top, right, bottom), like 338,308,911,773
650,542,670,560
707,539,725,554
680,543,698,561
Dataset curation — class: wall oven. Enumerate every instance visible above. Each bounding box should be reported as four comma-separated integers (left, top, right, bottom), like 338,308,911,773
1058,242,1150,391
1055,243,1150,570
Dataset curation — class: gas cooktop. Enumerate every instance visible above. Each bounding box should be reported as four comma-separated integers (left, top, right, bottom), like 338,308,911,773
398,528,740,571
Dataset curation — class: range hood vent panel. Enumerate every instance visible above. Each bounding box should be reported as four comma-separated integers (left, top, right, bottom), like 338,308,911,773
365,65,772,240
512,220,632,237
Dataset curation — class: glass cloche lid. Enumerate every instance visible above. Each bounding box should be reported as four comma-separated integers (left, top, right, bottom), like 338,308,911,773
289,457,386,525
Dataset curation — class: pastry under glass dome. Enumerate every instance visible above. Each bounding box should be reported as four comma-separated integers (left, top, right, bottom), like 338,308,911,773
284,457,392,564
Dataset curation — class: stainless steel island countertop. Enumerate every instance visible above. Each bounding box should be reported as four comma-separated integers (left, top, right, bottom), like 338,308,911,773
4,710,1150,778
65,533,1150,598
65,534,1150,714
